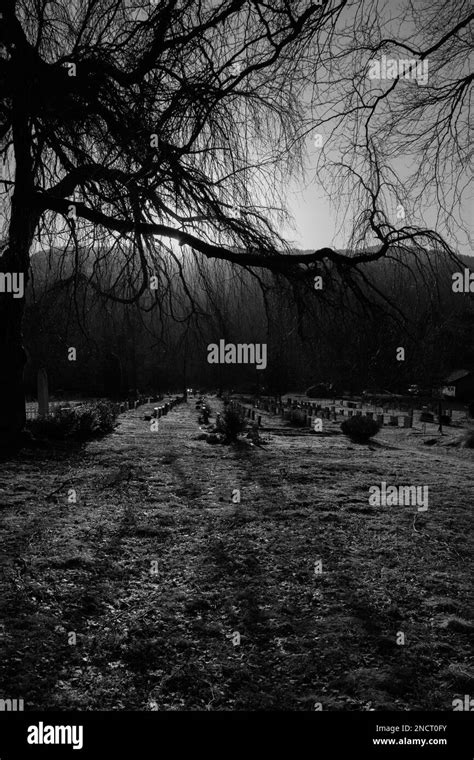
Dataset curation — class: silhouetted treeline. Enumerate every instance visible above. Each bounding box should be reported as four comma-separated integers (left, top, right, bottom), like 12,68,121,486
22,245,474,398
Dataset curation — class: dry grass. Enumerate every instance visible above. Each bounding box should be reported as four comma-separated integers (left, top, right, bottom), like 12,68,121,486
0,399,472,710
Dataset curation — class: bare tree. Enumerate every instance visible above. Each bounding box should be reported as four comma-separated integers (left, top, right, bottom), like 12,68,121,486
0,0,471,446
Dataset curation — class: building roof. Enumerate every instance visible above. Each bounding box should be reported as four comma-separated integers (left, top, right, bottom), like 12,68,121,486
443,369,472,384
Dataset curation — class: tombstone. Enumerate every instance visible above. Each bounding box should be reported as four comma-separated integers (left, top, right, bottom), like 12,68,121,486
37,368,49,418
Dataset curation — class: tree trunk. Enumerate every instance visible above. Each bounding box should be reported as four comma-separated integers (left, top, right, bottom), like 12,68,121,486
1,50,38,451
0,250,28,451
1,153,38,450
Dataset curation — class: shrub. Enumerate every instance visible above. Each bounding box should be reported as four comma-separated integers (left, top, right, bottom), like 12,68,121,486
341,415,380,443
217,408,246,442
198,401,212,424
289,408,307,427
27,401,118,441
246,422,262,445
462,427,474,448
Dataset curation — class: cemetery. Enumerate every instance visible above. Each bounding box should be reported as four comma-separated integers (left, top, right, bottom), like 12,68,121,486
0,2,472,750
0,389,472,714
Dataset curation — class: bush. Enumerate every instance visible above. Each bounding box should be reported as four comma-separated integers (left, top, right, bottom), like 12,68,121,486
289,408,307,427
217,408,246,442
341,415,380,443
462,427,474,448
198,401,212,424
27,401,118,441
246,422,262,445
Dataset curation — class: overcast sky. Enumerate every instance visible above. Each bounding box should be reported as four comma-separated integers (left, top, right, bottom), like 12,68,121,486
283,178,473,256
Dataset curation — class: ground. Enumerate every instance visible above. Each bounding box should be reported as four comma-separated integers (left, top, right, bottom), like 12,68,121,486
0,398,472,711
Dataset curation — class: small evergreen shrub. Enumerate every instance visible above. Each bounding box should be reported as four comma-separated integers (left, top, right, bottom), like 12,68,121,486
246,422,262,445
27,401,118,440
217,408,246,442
198,401,212,424
289,409,307,427
462,427,474,448
341,415,380,443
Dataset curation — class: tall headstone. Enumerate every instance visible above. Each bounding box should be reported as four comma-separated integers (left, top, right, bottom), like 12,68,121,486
37,368,49,418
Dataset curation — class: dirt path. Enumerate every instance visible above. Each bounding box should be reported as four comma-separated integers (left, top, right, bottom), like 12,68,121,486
0,399,472,710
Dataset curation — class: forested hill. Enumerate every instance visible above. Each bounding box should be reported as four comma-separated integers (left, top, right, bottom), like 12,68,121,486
22,245,474,397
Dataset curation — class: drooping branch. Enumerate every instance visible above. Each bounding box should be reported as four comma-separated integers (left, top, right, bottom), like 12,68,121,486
32,189,395,276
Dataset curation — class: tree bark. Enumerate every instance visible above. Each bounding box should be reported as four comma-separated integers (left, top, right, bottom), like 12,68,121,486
1,41,38,451
0,246,28,451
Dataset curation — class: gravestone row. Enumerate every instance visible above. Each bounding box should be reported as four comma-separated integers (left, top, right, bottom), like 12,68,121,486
232,396,417,429
35,370,184,420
